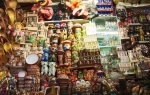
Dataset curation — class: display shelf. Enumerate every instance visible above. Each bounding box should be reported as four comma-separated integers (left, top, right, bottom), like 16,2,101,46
121,37,130,40
128,23,150,26
138,41,150,44
7,66,26,69
70,65,99,70
44,19,89,25
96,31,119,34
99,45,121,48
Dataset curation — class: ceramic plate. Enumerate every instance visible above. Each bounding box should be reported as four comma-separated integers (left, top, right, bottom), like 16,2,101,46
26,54,38,65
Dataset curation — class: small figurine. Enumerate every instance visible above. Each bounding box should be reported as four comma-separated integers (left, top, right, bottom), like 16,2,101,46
130,34,136,45
138,26,145,41
41,61,49,75
70,70,78,82
48,62,56,76
8,22,24,42
78,71,83,79
57,44,64,65
110,85,118,95
42,45,50,61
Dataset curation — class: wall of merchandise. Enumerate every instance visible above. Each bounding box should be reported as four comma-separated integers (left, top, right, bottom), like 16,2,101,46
0,0,150,95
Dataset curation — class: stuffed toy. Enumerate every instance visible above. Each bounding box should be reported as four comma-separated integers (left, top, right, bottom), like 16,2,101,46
41,61,49,75
31,0,54,21
64,0,88,18
48,62,56,76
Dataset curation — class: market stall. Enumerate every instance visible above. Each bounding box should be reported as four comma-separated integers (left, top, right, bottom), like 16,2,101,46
0,0,150,95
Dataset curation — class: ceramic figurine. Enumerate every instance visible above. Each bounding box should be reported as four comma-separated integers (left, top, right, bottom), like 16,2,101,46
138,26,145,41
48,29,54,38
70,70,78,82
64,50,72,59
57,44,64,65
8,22,24,42
51,35,59,43
50,43,58,53
78,71,83,79
41,61,49,75
48,62,56,76
72,51,79,63
39,37,45,47
42,45,50,61
49,53,57,62
131,34,136,45
110,85,118,95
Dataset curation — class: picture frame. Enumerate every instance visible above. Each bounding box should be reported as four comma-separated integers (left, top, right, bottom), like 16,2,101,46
26,12,38,30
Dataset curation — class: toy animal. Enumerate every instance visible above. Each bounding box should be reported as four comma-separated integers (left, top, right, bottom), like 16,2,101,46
48,62,56,76
41,61,49,75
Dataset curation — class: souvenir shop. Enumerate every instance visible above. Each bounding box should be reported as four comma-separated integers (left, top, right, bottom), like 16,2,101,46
0,0,150,95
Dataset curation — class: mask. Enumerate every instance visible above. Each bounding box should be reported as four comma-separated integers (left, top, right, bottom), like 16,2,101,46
116,5,127,21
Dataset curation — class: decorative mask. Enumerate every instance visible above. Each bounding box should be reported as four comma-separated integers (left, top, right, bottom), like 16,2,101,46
116,5,127,21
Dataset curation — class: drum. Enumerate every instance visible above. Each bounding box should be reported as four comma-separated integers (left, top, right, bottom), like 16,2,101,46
18,71,26,77
26,54,39,65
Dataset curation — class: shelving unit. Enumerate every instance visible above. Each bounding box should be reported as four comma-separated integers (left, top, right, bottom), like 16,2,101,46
93,16,121,74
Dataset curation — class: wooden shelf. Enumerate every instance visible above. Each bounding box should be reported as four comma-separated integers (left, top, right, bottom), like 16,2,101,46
44,19,89,25
70,65,100,70
138,41,150,44
99,45,121,48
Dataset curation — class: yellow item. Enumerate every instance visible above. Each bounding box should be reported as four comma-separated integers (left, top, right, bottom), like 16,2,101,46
49,86,56,95
6,8,16,25
7,0,17,10
113,0,120,4
40,0,48,6
71,0,82,8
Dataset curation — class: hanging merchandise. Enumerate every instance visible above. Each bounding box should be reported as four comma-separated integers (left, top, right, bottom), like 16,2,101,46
0,8,7,31
31,0,54,21
96,0,114,16
5,0,17,25
64,0,88,19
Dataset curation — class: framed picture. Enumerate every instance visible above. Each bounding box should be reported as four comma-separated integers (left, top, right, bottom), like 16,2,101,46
26,12,38,30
